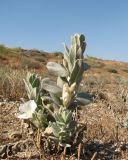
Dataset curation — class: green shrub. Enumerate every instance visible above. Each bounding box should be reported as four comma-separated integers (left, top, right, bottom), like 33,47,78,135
20,58,42,69
107,68,118,73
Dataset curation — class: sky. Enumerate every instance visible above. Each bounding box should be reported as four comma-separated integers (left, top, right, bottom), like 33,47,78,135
0,0,128,62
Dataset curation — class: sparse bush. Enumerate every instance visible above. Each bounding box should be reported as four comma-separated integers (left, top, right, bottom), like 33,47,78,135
34,57,46,63
0,45,20,56
0,67,27,99
87,56,104,68
90,61,104,68
107,68,118,73
49,52,63,57
20,57,43,69
0,44,6,54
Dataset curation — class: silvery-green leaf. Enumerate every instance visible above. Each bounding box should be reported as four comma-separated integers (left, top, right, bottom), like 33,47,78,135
70,62,89,85
70,60,83,85
76,34,82,46
62,110,72,123
47,62,69,77
57,77,64,88
42,78,62,96
77,92,92,99
63,59,68,69
65,112,72,124
23,79,31,94
76,47,83,59
57,77,68,88
76,97,91,105
59,131,67,137
69,44,77,67
76,92,92,105
54,113,65,123
50,92,62,106
29,88,37,100
29,73,40,88
73,34,86,59
63,44,73,73
50,122,60,137
57,121,66,126
63,43,69,61
74,62,84,84
23,80,37,99
69,61,79,84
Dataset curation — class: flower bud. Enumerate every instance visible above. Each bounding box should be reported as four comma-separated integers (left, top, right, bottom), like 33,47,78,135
69,82,76,94
62,83,71,107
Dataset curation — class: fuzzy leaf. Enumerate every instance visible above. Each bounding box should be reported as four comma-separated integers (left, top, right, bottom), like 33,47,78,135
63,43,70,61
70,60,83,85
50,92,62,106
63,44,73,73
57,77,65,88
57,77,68,88
47,62,69,77
76,97,91,105
50,122,60,137
76,92,92,105
42,78,62,96
29,74,40,88
54,113,65,123
23,79,37,100
69,44,77,67
62,110,72,124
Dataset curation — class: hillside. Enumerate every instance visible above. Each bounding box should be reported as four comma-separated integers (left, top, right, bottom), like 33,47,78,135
0,45,128,159
0,44,63,69
1,44,128,76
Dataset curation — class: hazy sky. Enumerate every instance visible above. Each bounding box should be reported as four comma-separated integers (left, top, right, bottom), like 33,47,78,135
0,0,128,61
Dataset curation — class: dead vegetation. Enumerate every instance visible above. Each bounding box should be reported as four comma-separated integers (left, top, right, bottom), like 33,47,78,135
0,46,128,159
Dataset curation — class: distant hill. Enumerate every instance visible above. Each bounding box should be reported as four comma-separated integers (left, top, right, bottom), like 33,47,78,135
0,44,63,70
0,44,128,78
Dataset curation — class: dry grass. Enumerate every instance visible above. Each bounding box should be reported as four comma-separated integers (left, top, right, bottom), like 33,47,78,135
0,47,128,159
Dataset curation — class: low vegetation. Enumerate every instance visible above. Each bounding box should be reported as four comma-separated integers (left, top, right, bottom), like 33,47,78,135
0,34,128,159
107,68,118,73
86,56,105,68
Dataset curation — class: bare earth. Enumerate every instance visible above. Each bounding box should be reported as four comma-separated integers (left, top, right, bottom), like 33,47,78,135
0,52,128,159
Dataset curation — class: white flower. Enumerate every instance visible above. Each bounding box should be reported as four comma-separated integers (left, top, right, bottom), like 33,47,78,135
17,100,37,119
